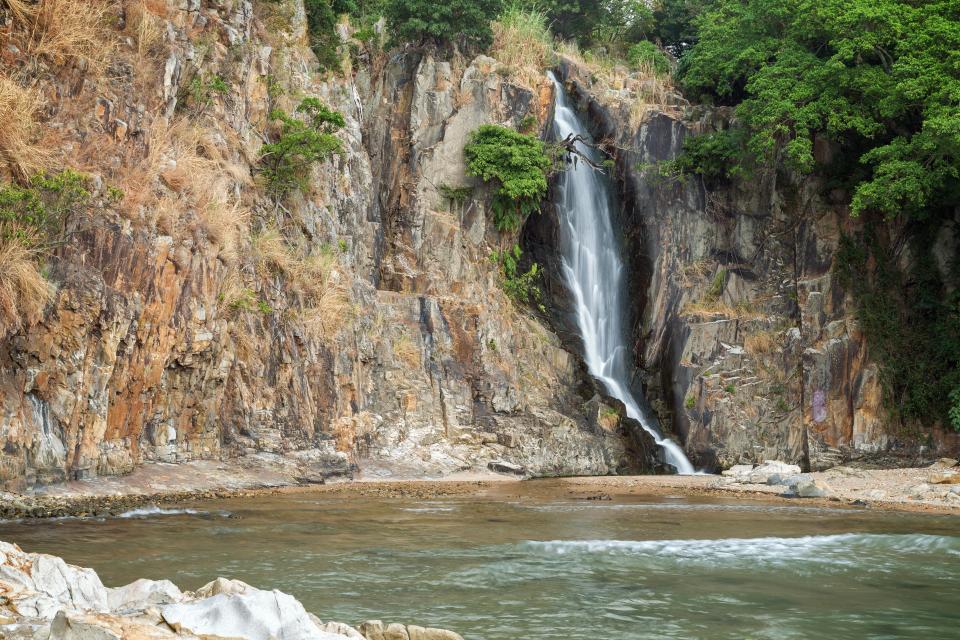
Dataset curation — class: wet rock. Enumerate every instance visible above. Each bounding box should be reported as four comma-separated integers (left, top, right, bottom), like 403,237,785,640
487,460,525,476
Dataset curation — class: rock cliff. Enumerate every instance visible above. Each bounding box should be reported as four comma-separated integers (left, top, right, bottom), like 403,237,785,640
0,1,635,491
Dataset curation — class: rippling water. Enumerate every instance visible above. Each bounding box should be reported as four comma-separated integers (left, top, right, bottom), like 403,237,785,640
1,488,958,639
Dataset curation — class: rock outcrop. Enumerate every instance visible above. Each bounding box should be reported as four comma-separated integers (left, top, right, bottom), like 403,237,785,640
0,541,464,639
0,2,639,490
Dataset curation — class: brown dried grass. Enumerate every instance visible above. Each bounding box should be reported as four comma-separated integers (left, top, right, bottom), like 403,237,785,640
744,330,778,355
0,239,54,336
252,230,352,340
391,333,421,368
16,0,115,75
0,75,50,180
124,0,166,62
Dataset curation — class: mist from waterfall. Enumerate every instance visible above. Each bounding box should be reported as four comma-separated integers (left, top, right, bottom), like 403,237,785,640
548,72,695,474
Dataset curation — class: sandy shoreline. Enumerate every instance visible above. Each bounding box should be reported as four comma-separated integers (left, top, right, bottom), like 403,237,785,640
2,455,959,518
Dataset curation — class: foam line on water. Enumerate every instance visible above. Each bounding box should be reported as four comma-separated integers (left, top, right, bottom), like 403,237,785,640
525,533,960,563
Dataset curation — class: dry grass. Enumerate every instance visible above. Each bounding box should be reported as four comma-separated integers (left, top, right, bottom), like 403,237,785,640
11,0,115,75
2,0,34,25
0,239,54,336
124,0,167,62
681,300,765,321
744,330,778,355
490,4,553,89
0,76,50,180
121,119,251,256
392,333,421,368
252,230,352,340
555,40,677,127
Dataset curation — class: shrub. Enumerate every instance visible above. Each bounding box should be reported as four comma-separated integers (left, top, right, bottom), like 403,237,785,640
627,40,671,76
183,74,229,115
664,129,745,187
464,124,551,232
259,97,345,198
0,170,91,248
0,169,91,336
491,244,543,310
384,0,502,49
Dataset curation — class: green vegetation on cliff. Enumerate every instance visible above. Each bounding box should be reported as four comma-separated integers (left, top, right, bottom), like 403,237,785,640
464,124,552,232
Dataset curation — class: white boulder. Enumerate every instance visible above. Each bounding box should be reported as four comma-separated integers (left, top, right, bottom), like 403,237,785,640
161,589,353,640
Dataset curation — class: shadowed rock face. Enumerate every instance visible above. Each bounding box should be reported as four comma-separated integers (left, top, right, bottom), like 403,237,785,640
554,60,960,471
0,3,640,490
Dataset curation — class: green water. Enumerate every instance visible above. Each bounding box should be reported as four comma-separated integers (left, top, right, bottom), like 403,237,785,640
1,486,958,639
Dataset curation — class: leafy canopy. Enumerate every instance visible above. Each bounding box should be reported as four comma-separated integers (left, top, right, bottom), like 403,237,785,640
384,0,503,49
259,98,345,198
464,124,552,231
678,0,960,220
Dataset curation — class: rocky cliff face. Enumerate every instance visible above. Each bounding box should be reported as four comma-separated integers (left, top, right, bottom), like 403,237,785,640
555,60,960,471
0,1,637,490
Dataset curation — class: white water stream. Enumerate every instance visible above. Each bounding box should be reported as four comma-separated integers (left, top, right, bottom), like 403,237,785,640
549,73,695,474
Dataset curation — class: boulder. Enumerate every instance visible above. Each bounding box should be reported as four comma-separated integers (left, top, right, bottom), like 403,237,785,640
748,461,802,484
721,464,754,478
108,579,183,611
790,478,832,498
161,589,352,640
929,458,958,469
407,625,465,640
929,471,960,485
487,461,525,476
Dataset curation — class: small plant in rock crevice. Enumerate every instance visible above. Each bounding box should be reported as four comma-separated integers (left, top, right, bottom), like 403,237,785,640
259,97,345,198
490,244,544,311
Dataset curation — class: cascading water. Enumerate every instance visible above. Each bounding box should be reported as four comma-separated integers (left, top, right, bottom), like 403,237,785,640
549,72,695,474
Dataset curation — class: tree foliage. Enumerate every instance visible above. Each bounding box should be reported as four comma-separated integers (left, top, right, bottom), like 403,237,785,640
464,124,551,231
305,0,342,70
259,98,345,198
677,0,960,221
384,0,503,49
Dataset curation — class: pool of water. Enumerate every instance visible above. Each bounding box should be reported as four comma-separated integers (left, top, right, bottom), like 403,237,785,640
1,486,958,639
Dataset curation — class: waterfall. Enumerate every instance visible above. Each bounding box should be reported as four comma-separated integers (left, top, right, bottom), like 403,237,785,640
549,72,695,474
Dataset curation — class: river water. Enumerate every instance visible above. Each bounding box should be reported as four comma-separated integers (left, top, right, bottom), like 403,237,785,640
1,487,958,639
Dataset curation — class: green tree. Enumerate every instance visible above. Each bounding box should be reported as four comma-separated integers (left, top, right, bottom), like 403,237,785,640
384,0,503,49
305,0,341,70
259,98,345,198
678,0,960,221
464,124,551,231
